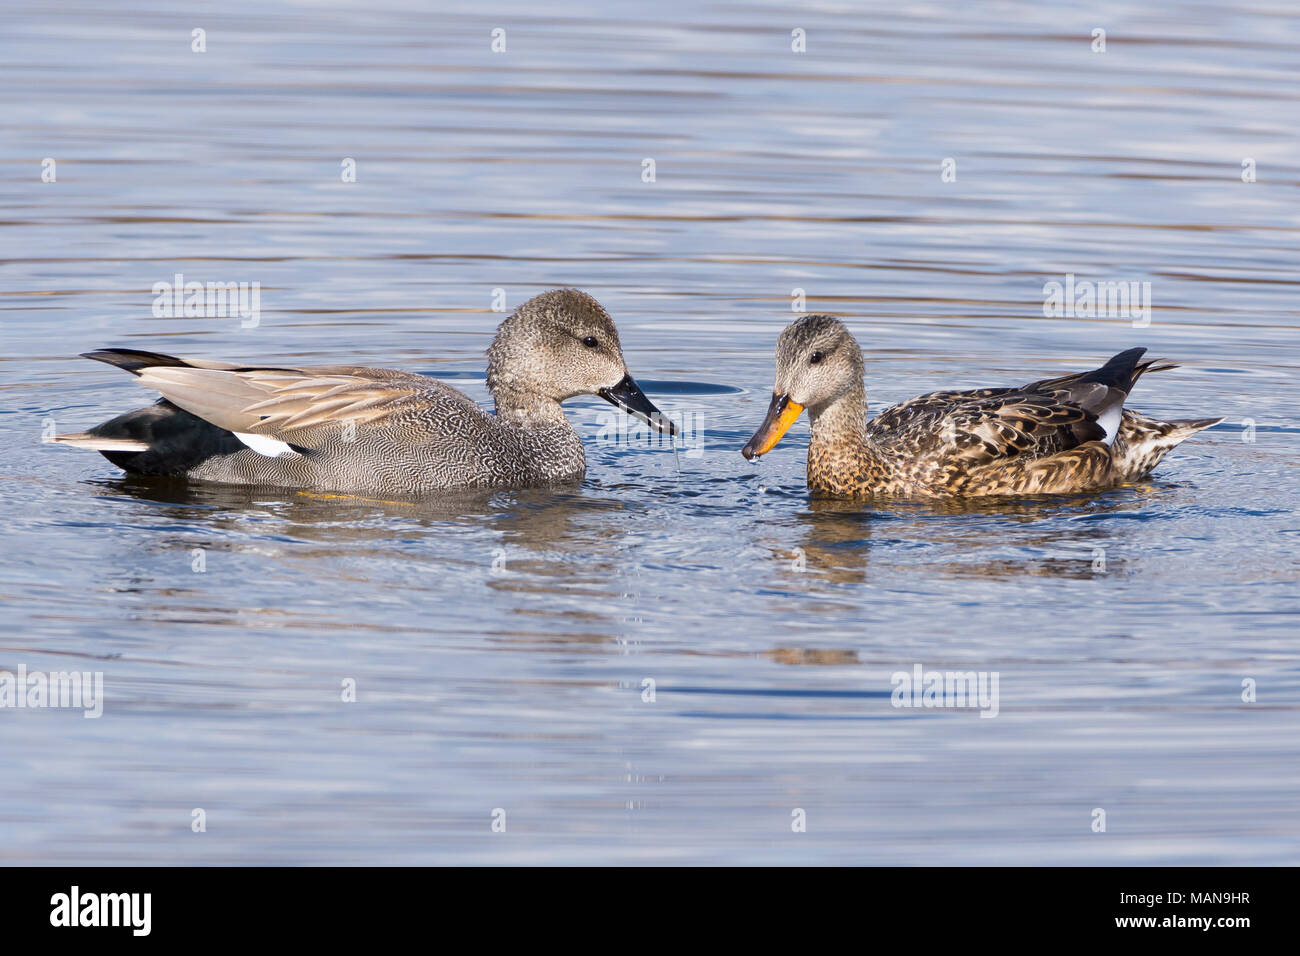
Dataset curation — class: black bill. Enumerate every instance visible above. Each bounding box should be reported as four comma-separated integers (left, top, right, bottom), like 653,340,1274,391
598,374,677,435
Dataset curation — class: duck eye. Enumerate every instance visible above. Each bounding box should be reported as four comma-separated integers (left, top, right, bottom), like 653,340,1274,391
809,350,824,365
582,336,599,348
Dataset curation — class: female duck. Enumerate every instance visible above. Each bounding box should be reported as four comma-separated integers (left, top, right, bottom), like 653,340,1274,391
741,314,1219,498
58,289,675,494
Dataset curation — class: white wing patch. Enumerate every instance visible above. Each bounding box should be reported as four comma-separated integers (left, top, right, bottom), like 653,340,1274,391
1095,405,1122,446
235,432,295,457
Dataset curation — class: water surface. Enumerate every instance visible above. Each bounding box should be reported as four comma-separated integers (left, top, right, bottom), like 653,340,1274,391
1,0,1297,864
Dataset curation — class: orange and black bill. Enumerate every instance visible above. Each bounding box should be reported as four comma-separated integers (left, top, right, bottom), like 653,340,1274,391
741,393,804,460
599,374,677,435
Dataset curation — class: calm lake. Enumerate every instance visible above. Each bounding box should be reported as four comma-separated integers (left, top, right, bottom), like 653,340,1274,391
1,0,1297,864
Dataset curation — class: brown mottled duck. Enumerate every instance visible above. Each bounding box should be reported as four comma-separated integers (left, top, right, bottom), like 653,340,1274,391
741,314,1220,498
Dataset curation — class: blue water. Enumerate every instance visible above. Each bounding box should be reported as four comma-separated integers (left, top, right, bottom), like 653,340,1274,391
0,0,1296,864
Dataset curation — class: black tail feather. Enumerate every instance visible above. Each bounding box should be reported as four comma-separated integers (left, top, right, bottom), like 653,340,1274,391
1132,357,1178,388
1076,347,1147,395
81,348,190,377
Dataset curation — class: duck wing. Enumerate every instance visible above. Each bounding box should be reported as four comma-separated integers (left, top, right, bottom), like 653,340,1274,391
871,348,1150,465
75,349,480,455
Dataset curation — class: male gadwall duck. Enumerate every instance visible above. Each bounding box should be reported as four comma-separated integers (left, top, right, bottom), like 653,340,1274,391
741,314,1220,498
56,289,675,494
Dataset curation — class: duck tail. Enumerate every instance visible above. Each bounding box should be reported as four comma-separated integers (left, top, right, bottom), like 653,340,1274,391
50,400,244,475
1164,416,1224,439
50,431,150,451
1112,412,1221,481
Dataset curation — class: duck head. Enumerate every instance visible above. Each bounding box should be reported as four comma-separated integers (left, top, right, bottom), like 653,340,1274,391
487,289,675,434
741,314,863,460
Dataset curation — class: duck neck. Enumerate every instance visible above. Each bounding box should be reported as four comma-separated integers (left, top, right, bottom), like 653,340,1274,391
805,385,882,494
808,385,870,450
491,384,572,430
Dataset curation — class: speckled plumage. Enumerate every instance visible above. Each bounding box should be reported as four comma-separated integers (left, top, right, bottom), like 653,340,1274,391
743,315,1221,498
56,289,671,495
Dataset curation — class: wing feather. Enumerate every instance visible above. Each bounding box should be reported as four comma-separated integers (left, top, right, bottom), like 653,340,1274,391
136,366,435,444
871,387,1106,467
